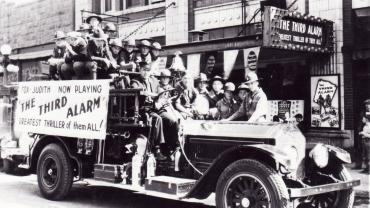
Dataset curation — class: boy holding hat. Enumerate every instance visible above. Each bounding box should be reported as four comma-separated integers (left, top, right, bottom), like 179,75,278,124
48,31,67,80
225,72,268,122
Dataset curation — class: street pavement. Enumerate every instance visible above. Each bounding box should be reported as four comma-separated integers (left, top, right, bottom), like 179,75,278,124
0,166,368,208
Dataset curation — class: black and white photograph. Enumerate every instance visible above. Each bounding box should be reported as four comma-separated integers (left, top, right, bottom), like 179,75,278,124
0,0,369,207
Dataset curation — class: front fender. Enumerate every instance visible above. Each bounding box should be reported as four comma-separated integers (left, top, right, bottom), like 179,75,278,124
325,144,351,164
184,144,293,199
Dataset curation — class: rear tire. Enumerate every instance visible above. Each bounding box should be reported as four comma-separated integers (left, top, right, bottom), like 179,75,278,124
216,159,290,208
37,144,73,200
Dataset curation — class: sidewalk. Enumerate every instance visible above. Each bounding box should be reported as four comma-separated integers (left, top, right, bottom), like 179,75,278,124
346,164,370,208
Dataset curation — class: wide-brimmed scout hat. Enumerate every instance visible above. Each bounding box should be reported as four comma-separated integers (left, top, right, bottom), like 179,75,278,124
123,38,136,47
54,31,67,40
86,15,103,24
140,40,152,48
77,23,91,32
155,69,173,78
209,75,225,84
244,72,260,84
152,42,163,51
224,82,235,92
109,39,123,48
237,83,249,91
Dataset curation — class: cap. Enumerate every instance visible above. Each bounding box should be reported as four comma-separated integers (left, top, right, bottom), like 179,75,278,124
86,15,102,24
104,22,116,32
244,72,260,84
209,76,225,84
109,39,122,48
238,83,249,90
224,82,235,92
156,69,172,78
140,40,151,48
152,42,163,51
77,23,91,32
54,31,67,40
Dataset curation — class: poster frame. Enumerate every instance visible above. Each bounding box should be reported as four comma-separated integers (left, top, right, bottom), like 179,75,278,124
310,74,341,129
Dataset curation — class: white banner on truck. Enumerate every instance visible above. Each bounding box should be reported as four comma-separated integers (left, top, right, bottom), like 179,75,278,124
14,80,110,140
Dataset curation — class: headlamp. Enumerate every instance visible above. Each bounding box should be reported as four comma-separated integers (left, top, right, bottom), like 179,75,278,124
309,143,329,168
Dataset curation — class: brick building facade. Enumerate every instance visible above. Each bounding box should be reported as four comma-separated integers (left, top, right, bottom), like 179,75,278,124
0,0,363,148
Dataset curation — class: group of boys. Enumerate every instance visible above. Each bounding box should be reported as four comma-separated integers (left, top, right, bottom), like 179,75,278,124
47,15,268,160
47,15,163,83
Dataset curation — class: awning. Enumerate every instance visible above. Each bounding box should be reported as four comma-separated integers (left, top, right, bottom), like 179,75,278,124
10,49,53,61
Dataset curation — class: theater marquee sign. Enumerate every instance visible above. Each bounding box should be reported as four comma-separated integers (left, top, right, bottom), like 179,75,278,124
263,6,334,53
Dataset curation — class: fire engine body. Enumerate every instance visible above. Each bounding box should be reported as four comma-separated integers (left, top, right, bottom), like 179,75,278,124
0,82,360,208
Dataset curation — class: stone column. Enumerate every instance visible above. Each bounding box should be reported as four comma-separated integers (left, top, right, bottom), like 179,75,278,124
165,0,189,45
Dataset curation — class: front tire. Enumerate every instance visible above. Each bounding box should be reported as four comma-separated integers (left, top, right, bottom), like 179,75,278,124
37,143,73,200
299,165,354,208
216,159,290,208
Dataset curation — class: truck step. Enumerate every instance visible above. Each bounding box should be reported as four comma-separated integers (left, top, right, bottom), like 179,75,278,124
145,176,196,196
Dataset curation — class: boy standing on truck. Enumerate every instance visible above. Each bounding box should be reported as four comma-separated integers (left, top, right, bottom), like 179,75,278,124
48,31,67,80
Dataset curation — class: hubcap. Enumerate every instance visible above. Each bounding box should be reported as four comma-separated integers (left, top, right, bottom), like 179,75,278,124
42,157,58,188
224,174,271,208
241,198,251,207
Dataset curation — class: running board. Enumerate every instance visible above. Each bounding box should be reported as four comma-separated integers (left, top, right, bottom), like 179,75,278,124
83,178,215,206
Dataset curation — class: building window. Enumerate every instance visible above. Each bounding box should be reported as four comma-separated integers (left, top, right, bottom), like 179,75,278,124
92,0,101,13
126,0,149,9
116,0,124,10
105,0,112,11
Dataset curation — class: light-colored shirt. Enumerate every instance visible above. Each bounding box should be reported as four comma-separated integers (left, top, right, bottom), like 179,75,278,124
231,87,268,122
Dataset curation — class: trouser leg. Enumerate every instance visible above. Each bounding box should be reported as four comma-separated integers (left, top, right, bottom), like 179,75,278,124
159,110,179,151
364,140,370,169
149,112,165,147
60,63,74,80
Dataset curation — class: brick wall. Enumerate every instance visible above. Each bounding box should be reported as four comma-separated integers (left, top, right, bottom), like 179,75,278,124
0,0,74,50
342,0,354,130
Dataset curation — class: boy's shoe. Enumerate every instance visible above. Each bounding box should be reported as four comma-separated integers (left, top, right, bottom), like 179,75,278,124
154,151,167,161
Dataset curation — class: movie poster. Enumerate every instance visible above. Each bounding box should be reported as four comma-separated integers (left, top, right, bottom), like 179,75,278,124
310,75,340,128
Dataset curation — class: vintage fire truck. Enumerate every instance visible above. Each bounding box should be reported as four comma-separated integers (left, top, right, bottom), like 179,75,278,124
0,79,360,208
